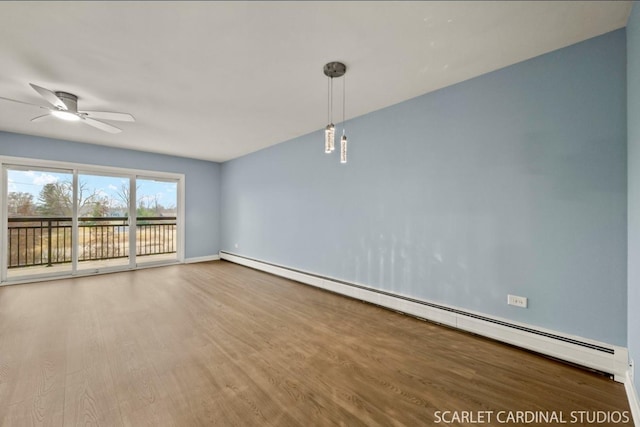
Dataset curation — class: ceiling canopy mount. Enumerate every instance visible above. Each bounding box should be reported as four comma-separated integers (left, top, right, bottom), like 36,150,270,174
323,62,346,79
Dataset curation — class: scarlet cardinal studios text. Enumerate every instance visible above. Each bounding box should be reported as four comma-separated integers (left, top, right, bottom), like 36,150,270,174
433,410,630,424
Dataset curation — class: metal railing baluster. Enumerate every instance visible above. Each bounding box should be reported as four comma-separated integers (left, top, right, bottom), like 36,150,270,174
7,216,177,268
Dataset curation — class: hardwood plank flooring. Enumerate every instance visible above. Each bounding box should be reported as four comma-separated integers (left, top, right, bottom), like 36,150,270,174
0,260,633,426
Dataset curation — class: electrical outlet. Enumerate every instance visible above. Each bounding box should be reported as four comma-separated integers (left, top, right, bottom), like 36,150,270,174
508,294,528,308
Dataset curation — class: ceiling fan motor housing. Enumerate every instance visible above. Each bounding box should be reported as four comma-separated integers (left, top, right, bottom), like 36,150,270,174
55,92,78,112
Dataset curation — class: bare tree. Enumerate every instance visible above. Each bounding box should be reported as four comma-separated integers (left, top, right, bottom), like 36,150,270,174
115,183,130,208
37,180,110,217
7,192,36,217
38,182,73,216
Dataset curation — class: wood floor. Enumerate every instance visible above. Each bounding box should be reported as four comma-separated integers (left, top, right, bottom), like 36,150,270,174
0,261,632,426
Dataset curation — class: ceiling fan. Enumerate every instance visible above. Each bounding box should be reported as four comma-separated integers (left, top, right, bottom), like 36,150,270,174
0,83,135,134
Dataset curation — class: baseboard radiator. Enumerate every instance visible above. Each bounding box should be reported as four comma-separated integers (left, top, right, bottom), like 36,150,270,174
219,251,629,383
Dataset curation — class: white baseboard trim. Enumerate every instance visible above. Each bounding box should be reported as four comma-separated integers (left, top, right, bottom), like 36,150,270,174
184,255,220,264
220,251,628,383
626,371,640,427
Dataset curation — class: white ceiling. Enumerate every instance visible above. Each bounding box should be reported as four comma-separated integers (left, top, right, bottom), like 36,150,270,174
0,1,632,162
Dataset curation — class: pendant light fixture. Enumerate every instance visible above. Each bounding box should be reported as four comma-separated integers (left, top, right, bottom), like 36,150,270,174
340,72,348,164
323,61,348,163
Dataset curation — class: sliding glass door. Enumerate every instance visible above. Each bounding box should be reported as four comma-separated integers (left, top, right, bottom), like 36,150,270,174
76,172,132,272
5,166,74,280
2,161,183,283
136,177,178,265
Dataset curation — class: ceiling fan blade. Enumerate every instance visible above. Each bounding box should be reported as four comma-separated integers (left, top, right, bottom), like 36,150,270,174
0,95,44,108
31,114,53,122
83,117,122,134
80,111,135,122
30,83,68,110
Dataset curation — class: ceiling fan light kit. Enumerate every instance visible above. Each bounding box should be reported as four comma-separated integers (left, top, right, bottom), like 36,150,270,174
51,109,81,122
0,83,135,134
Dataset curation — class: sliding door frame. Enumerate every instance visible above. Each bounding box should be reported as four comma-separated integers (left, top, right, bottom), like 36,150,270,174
0,155,185,285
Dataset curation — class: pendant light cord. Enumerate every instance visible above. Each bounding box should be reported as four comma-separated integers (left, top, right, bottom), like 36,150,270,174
342,74,346,134
328,77,331,125
330,77,334,124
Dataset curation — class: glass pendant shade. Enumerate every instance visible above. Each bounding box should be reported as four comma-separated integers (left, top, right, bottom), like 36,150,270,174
325,124,335,153
340,134,348,163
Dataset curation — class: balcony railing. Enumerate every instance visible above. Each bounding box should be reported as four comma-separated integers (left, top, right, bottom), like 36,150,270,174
7,216,176,269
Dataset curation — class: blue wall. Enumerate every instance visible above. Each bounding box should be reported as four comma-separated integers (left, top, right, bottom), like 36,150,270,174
628,2,640,392
0,131,221,259
221,30,627,346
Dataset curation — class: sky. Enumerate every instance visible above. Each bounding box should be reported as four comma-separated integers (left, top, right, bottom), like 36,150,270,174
7,169,177,209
